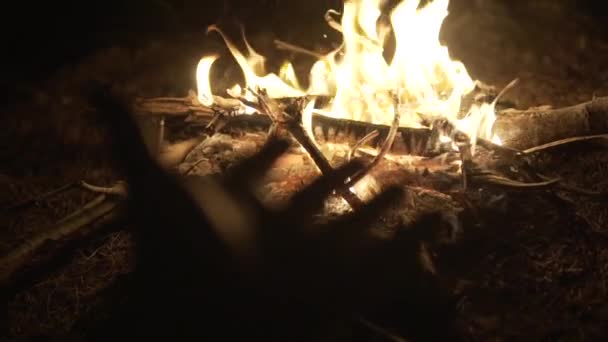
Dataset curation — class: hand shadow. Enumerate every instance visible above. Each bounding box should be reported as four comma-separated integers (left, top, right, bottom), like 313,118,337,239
77,83,460,341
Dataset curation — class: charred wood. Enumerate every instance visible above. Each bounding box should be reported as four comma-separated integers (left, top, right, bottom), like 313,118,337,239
135,95,608,153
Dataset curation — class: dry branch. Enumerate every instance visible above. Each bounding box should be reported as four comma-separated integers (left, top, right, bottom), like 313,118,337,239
471,174,561,189
274,39,324,59
80,180,128,197
522,134,608,154
253,89,365,209
344,99,401,189
0,195,124,292
349,130,379,161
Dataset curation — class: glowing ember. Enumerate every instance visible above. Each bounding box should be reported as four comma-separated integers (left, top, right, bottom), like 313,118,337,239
196,0,502,150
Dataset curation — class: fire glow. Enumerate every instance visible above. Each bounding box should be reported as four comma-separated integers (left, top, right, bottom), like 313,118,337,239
196,0,502,150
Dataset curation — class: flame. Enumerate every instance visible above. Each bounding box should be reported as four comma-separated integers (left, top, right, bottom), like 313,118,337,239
279,61,301,89
196,55,218,106
302,98,318,147
195,0,502,147
206,25,305,101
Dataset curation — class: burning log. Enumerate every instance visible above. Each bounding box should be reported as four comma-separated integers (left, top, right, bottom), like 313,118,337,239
135,93,442,156
134,94,608,153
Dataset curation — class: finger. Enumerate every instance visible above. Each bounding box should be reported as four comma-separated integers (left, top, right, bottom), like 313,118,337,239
223,138,290,188
331,186,403,238
279,159,365,225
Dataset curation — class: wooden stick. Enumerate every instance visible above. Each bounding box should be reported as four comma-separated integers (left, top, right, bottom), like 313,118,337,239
471,174,560,189
274,39,324,59
253,90,365,209
522,134,608,154
287,115,365,209
0,195,123,291
344,100,401,189
80,180,128,197
348,130,379,161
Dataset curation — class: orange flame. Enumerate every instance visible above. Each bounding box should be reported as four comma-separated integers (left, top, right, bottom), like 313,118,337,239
196,0,502,149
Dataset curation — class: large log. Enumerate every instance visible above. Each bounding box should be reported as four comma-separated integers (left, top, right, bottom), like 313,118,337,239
134,95,446,156
493,97,608,150
134,95,608,152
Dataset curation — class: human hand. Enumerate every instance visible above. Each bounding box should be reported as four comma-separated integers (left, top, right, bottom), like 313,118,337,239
85,83,456,340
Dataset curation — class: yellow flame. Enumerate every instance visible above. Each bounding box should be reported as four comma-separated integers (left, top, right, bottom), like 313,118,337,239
206,25,305,100
241,26,267,76
196,55,218,106
455,101,497,153
279,61,301,89
196,0,502,147
302,98,317,147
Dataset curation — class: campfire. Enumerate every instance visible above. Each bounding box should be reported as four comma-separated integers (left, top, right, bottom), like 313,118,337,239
134,0,606,211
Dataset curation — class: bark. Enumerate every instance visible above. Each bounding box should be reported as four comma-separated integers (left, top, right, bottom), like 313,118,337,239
493,97,608,150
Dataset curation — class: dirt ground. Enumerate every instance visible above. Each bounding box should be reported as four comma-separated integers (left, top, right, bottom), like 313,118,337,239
2,0,608,340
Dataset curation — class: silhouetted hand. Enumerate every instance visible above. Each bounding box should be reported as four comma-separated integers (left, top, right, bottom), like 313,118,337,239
83,84,457,341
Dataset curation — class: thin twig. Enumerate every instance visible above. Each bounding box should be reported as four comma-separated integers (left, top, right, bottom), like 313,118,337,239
355,316,408,342
429,118,521,158
536,173,608,198
254,89,364,209
324,9,343,33
472,174,560,189
522,134,608,154
267,122,280,139
348,130,379,161
80,181,128,197
492,78,519,106
203,111,226,134
344,97,401,189
184,158,210,176
457,143,473,191
476,137,522,157
274,39,324,59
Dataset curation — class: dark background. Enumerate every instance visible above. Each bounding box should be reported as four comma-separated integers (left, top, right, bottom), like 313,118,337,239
2,0,607,85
